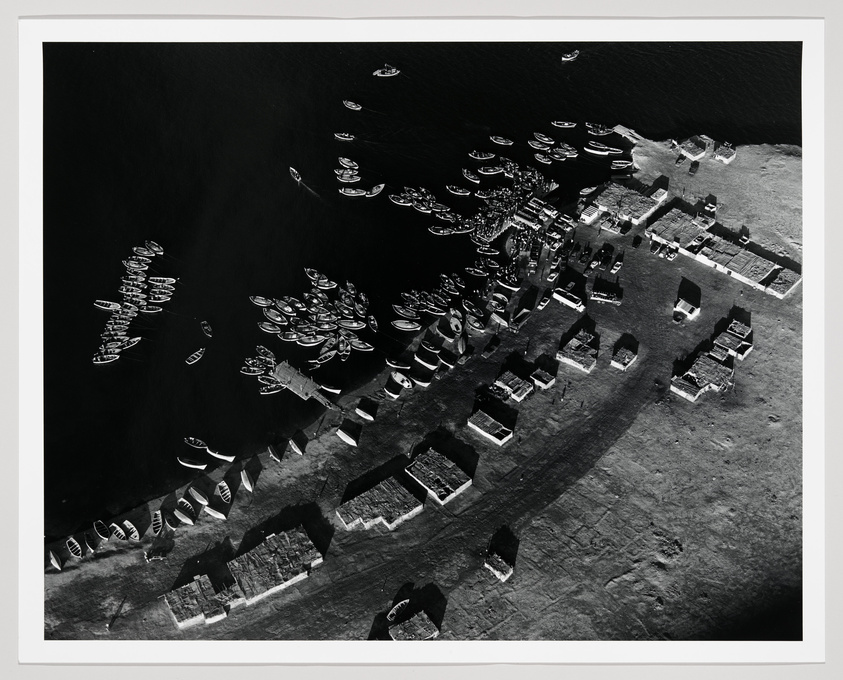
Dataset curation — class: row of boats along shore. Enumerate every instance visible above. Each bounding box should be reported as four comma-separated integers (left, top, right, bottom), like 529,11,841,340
53,54,628,570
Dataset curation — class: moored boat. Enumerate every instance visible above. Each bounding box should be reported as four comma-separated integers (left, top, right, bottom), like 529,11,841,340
462,169,480,184
338,157,358,169
258,321,281,334
184,436,207,449
447,185,471,196
92,353,120,365
391,319,422,332
343,99,362,111
373,63,400,77
200,321,213,338
561,50,580,62
534,132,555,145
366,184,385,197
339,187,367,197
151,510,163,536
551,120,577,128
334,132,354,141
489,135,513,145
289,166,301,182
249,295,272,307
94,300,122,311
469,150,495,161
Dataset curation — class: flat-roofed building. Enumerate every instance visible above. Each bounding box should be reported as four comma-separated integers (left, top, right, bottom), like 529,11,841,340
715,142,737,164
765,267,802,299
678,136,707,161
406,448,472,506
389,610,440,640
713,321,754,360
646,208,706,253
484,551,514,582
531,367,556,389
163,574,227,629
467,409,514,446
336,477,423,531
227,527,323,605
610,347,638,371
674,298,700,321
593,182,664,226
556,330,598,374
670,354,734,402
579,204,600,225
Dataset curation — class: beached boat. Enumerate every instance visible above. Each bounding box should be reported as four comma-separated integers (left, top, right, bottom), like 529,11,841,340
334,132,355,142
373,63,400,77
240,469,254,493
109,523,127,540
203,505,227,520
49,550,62,570
93,520,110,541
552,120,577,128
94,300,122,311
462,169,480,184
339,187,367,197
466,316,486,333
561,50,580,62
463,300,483,317
206,448,236,463
217,481,232,504
177,457,207,471
151,510,163,536
469,150,495,161
367,184,385,197
489,135,513,145
289,167,301,182
391,319,422,332
611,159,634,169
66,537,83,559
385,358,411,371
579,186,598,195
174,500,195,526
343,99,362,111
188,487,209,506
123,520,140,541
387,599,410,622
391,371,413,389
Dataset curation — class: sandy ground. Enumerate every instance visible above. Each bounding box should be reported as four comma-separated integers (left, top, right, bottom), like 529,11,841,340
44,138,802,641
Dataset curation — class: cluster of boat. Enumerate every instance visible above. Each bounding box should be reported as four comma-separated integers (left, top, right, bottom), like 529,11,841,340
332,156,385,198
247,268,377,377
92,240,172,365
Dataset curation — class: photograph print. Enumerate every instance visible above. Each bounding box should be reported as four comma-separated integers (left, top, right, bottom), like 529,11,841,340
36,30,807,648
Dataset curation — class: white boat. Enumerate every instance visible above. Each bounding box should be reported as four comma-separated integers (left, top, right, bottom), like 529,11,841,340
188,487,209,506
528,139,549,150
561,50,580,62
203,505,227,520
337,174,361,183
462,169,480,184
92,354,120,365
260,384,285,395
66,537,83,559
148,276,175,285
241,469,254,493
386,358,411,371
392,304,419,320
205,448,235,463
579,186,598,195
258,321,281,334
367,184,385,197
93,520,110,541
109,523,127,540
387,599,410,622
534,132,555,145
392,319,421,332
339,187,367,197
217,481,232,504
49,550,62,570
343,99,362,110
177,457,207,470
94,300,122,311
350,338,374,352
174,502,195,526
338,319,366,330
489,135,513,145
145,240,164,255
279,331,301,342
151,510,163,536
289,167,301,182
373,63,400,77
249,295,272,307
263,308,287,324
334,132,355,142
551,121,577,128
429,225,454,236
123,520,140,541
534,153,552,165
184,436,207,449
469,150,495,161
338,157,358,169
447,185,471,196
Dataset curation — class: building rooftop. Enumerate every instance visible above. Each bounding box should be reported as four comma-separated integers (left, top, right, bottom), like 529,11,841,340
647,208,705,248
594,183,659,221
389,610,440,641
163,574,225,628
684,354,734,390
766,267,802,297
713,330,743,352
336,477,423,531
557,331,598,372
612,347,637,367
227,527,322,603
406,448,472,505
728,320,752,338
467,409,514,445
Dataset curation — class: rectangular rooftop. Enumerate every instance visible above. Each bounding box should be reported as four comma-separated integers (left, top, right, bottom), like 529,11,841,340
406,448,472,505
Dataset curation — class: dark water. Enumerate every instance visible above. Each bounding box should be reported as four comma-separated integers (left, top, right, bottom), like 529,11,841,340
43,42,802,539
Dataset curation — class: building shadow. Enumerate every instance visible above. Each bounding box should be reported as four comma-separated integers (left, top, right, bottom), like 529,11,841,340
243,455,264,489
554,269,589,300
235,502,334,559
499,350,535,380
592,274,624,302
515,285,539,314
613,333,640,357
677,277,702,309
534,352,560,375
410,427,480,478
558,313,598,353
481,334,501,357
171,536,237,592
489,524,520,569
340,455,411,504
356,397,380,421
471,391,519,431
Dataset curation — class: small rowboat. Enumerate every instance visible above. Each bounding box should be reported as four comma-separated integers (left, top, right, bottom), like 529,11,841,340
151,510,163,536
133,246,155,257
185,348,205,365
206,448,235,463
139,305,163,314
177,457,207,471
334,132,355,142
392,319,422,332
49,550,62,570
203,505,227,520
391,371,413,389
201,321,213,338
463,300,483,318
368,315,378,332
164,512,179,532
392,304,419,320
338,157,358,169
94,300,122,311
466,316,486,333
350,338,374,352
174,504,195,526
94,520,110,541
92,354,120,365
184,436,207,449
385,358,411,371
387,599,410,622
66,537,83,559
240,365,263,375
109,523,127,540
123,520,140,541
145,240,164,255
263,308,287,324
249,295,272,307
148,276,175,285
258,322,281,334
338,319,366,330
189,487,209,506
260,384,285,395
217,481,232,504
241,469,254,493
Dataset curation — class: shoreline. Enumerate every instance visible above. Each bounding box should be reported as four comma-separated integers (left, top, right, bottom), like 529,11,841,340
44,131,802,641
